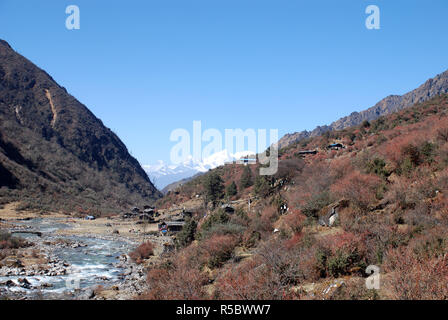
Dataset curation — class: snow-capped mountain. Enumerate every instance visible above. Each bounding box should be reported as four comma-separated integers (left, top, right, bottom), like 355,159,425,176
144,150,254,190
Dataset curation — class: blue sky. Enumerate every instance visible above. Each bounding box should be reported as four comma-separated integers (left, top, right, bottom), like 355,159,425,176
0,0,447,165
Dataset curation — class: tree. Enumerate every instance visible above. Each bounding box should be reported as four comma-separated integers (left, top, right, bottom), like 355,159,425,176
239,165,253,190
226,181,238,198
253,175,270,197
175,218,197,248
204,172,224,207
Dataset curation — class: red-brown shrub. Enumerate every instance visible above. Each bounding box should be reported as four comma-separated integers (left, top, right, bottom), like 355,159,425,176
312,231,368,277
283,233,304,250
384,247,448,299
145,264,209,299
129,241,154,264
329,157,354,180
0,232,30,249
200,234,239,268
214,249,301,300
281,210,306,235
386,170,436,210
248,205,278,237
331,171,381,210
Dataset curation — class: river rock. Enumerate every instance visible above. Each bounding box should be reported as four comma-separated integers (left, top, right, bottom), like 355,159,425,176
71,242,87,248
1,257,24,268
4,279,16,287
81,288,95,300
18,278,32,289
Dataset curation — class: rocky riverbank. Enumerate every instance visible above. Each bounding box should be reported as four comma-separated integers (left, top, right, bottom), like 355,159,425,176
0,204,173,300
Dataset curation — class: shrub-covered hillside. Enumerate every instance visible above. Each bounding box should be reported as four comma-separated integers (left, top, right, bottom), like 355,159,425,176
148,94,448,300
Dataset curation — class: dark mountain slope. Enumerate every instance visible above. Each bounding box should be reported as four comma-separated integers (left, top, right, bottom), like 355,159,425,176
0,39,161,212
279,69,448,148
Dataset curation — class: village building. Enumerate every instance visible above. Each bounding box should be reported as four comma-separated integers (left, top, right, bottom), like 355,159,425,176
297,149,317,155
327,143,345,150
235,156,257,165
158,221,185,235
121,211,138,219
181,209,193,219
130,207,141,213
139,213,155,222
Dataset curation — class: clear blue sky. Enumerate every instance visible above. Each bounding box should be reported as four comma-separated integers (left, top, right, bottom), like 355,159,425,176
1,0,447,165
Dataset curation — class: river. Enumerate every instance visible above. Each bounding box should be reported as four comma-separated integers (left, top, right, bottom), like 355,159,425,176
0,217,138,299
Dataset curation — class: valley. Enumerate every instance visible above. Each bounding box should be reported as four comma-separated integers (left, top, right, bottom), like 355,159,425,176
1,32,448,301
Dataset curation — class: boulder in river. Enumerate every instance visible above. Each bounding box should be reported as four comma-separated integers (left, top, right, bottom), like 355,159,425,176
4,280,16,287
40,283,54,289
18,278,32,289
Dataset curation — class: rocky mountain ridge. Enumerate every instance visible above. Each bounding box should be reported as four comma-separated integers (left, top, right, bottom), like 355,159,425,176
278,69,448,148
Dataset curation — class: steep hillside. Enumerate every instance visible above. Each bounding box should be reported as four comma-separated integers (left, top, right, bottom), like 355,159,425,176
279,70,448,148
0,39,161,213
148,94,448,300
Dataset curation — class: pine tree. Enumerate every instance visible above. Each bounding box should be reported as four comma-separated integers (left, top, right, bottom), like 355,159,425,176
204,172,225,207
254,175,270,197
175,218,197,248
239,165,253,189
226,181,238,198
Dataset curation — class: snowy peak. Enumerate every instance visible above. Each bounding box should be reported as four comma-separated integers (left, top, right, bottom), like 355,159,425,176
144,150,254,190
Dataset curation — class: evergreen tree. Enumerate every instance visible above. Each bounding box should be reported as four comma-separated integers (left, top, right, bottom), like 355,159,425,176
254,175,270,197
175,218,197,248
239,165,253,189
226,181,238,198
204,172,225,207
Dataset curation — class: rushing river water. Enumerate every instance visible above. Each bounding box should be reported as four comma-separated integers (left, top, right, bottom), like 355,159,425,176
0,218,136,299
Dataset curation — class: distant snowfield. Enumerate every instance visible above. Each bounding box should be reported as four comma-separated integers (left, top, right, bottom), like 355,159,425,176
144,150,254,190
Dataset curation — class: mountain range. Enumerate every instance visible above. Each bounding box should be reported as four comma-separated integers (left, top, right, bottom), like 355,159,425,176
144,150,254,190
278,69,448,149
